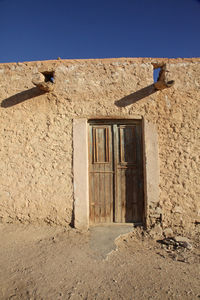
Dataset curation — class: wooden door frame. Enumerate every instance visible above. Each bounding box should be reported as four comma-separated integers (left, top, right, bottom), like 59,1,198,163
73,117,160,231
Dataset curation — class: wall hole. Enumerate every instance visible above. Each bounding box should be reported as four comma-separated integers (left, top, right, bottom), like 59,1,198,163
42,71,55,83
153,67,161,83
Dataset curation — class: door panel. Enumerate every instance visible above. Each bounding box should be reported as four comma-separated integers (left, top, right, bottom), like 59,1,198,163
119,126,137,163
92,126,110,163
89,120,144,225
115,124,143,223
89,125,114,224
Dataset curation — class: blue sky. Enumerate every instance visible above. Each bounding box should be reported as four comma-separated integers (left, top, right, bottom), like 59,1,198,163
0,0,200,62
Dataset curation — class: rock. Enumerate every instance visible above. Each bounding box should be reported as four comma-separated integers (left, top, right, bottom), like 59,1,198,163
173,206,184,214
165,236,192,250
181,241,192,250
174,236,193,250
155,207,162,215
174,236,190,243
32,72,45,84
149,224,163,238
160,236,193,250
160,238,178,247
163,228,173,238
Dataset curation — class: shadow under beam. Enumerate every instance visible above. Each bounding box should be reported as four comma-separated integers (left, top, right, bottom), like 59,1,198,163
115,84,156,107
1,87,46,108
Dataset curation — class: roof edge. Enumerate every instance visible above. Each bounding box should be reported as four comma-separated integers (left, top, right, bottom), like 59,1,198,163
0,57,200,66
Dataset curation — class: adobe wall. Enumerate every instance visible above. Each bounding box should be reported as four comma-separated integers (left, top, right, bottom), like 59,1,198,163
0,57,199,235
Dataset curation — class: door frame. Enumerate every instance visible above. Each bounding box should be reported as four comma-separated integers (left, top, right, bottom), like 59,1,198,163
73,117,160,230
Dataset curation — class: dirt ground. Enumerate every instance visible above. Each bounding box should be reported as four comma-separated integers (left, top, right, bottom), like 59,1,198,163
0,224,199,300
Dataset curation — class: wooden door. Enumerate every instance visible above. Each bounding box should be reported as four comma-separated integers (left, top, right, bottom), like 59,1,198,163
89,120,144,225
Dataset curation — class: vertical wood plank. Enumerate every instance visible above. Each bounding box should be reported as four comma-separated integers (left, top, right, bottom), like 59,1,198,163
113,125,118,222
121,169,125,222
89,126,95,224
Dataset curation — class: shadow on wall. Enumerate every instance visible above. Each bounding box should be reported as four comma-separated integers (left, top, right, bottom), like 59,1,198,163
1,84,157,108
1,88,46,108
115,84,156,107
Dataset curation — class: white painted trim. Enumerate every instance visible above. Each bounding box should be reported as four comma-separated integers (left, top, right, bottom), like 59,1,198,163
73,119,89,230
143,119,160,227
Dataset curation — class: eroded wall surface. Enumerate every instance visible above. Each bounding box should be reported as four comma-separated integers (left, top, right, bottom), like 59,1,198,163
0,58,199,234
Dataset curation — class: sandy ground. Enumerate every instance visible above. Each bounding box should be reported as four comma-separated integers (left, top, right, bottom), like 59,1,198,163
0,224,199,300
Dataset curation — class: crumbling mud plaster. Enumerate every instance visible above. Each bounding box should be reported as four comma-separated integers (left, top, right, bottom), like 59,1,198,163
0,57,199,234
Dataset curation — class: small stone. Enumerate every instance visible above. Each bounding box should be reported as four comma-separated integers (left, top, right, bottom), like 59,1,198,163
155,207,162,215
149,224,163,238
174,236,192,250
173,206,184,214
180,241,192,250
174,236,190,243
32,72,45,84
161,238,177,247
163,228,173,238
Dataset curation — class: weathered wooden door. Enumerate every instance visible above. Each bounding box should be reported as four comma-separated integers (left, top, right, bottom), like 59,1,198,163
89,120,144,225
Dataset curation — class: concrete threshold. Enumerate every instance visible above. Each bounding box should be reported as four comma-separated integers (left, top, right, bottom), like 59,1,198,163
89,224,134,259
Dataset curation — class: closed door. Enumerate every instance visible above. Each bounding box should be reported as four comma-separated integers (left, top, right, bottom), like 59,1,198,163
89,120,144,225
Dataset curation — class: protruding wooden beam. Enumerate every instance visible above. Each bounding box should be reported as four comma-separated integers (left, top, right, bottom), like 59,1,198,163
154,66,175,90
32,73,54,92
32,81,54,92
154,79,175,90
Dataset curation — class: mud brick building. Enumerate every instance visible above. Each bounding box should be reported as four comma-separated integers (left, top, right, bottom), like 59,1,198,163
0,57,199,234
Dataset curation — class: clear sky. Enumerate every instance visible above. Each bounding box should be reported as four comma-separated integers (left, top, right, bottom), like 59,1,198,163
0,0,200,63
